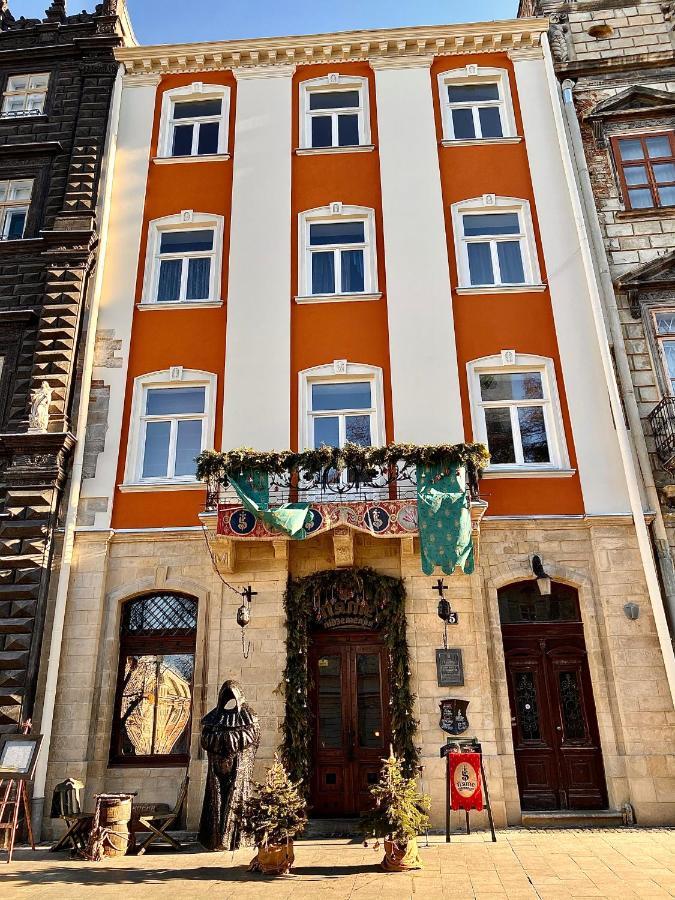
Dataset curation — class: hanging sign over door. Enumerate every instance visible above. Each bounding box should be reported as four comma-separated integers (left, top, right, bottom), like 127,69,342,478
448,752,483,812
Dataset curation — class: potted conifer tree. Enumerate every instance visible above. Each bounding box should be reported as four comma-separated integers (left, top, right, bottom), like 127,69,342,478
246,755,307,875
361,749,431,872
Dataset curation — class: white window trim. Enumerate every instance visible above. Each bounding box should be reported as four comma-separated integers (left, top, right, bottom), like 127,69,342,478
0,179,33,241
297,204,379,302
467,353,570,475
123,368,217,488
299,74,371,151
438,66,516,143
298,361,385,452
2,73,49,118
653,308,675,396
157,82,230,160
451,195,542,291
141,211,224,306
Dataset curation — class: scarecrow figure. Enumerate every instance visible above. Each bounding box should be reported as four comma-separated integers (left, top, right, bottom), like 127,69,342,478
198,680,260,851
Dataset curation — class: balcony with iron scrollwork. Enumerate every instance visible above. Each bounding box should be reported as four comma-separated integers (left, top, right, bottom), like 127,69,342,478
648,396,675,471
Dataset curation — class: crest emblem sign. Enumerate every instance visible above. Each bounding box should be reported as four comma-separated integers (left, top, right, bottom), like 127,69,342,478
439,698,470,736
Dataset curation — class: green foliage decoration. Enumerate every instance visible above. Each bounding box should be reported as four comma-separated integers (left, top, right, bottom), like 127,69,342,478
245,755,308,847
281,567,419,790
360,751,431,843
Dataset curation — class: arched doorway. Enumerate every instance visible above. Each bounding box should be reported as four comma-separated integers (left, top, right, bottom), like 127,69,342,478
499,580,607,811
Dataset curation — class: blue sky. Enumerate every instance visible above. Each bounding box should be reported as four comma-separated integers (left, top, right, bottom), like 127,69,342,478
20,1,519,44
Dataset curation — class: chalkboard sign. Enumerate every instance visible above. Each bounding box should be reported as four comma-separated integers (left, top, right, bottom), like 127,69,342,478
436,649,464,687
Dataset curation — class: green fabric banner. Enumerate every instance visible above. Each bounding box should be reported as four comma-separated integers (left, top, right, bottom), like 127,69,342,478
230,471,310,540
416,464,474,576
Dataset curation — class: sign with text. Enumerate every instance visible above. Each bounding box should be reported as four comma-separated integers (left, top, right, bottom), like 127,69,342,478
436,649,464,686
448,752,483,812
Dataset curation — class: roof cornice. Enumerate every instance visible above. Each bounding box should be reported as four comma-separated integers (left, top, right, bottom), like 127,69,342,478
114,18,547,76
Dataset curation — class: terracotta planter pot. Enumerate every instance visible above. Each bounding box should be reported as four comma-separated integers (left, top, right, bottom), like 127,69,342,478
381,836,423,871
249,840,295,875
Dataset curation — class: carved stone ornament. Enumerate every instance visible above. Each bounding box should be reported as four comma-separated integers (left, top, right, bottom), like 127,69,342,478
28,382,52,433
439,697,470,736
549,25,569,63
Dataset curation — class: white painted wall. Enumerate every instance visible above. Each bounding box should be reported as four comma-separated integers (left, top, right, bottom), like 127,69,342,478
222,66,294,449
81,74,159,523
512,52,630,515
372,58,463,444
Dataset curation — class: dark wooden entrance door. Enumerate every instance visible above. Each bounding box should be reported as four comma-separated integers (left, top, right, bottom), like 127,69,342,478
309,631,390,816
499,579,607,812
503,628,607,810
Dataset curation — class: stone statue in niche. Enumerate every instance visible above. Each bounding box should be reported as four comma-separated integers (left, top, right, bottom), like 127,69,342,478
28,381,52,432
199,680,260,851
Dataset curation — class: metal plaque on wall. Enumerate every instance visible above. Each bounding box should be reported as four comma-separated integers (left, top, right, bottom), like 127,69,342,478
436,649,464,687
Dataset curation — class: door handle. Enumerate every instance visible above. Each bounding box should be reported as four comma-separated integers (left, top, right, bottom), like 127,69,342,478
555,725,562,732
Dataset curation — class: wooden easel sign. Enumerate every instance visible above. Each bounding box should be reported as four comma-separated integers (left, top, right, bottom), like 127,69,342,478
0,733,42,863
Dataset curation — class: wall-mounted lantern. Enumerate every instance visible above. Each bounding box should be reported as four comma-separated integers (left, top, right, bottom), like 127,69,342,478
532,555,551,597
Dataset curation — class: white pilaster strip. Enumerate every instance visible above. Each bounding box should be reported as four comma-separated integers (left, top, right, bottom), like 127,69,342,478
222,65,294,449
511,48,630,515
372,56,463,444
82,74,160,520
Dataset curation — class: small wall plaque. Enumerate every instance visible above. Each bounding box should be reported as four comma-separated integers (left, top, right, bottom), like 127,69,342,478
436,649,464,687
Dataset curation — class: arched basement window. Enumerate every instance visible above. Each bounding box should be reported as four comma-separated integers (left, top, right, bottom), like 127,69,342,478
110,592,198,766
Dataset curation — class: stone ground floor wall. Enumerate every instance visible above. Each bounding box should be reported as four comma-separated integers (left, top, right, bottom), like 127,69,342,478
36,514,675,838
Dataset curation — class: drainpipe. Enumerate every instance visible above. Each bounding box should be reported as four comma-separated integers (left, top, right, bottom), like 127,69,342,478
541,35,675,701
30,68,123,839
558,76,675,640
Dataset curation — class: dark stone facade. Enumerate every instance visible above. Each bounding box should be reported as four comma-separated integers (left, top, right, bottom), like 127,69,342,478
0,2,130,733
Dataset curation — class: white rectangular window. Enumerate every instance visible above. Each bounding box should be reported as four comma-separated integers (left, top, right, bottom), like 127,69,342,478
170,98,222,157
155,228,215,303
300,76,370,151
447,82,503,140
0,179,33,240
309,221,366,295
462,212,526,286
478,371,551,466
140,386,206,480
2,73,49,117
654,311,675,394
309,380,374,449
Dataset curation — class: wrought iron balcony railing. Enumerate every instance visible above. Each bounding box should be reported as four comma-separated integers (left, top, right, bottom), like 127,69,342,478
648,396,675,469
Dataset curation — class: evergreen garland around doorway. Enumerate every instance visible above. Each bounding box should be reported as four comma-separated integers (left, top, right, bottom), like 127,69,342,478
281,567,419,791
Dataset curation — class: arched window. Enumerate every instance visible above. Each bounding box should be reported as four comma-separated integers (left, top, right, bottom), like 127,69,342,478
437,66,516,143
110,592,197,765
157,82,230,160
299,74,371,151
498,580,580,625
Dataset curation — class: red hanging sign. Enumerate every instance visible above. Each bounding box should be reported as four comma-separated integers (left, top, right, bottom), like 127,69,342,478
448,752,483,812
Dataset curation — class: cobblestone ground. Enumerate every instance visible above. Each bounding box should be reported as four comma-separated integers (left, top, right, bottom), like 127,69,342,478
3,828,675,899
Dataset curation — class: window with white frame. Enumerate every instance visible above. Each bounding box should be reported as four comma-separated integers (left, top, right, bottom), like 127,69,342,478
452,196,541,290
299,205,377,299
300,75,370,150
468,355,567,471
126,370,216,485
2,73,49,118
438,67,515,142
654,310,675,394
0,179,33,240
143,213,223,305
158,84,229,159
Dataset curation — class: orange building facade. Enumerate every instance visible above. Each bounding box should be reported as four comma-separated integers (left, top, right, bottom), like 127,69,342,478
35,18,675,834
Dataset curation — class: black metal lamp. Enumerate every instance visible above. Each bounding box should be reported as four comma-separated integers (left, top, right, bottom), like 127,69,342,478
532,555,551,597
434,578,458,649
237,585,257,658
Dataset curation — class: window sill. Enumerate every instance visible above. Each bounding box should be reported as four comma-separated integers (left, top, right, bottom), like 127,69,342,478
482,467,576,479
294,291,382,304
295,144,375,156
455,284,546,295
119,481,204,493
137,300,223,310
615,207,675,221
153,153,230,165
0,112,47,123
440,136,523,147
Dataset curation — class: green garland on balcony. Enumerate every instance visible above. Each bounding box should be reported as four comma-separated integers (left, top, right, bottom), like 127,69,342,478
280,567,418,791
197,442,490,486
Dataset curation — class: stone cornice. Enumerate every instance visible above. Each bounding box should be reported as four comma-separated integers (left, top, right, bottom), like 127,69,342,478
115,18,547,77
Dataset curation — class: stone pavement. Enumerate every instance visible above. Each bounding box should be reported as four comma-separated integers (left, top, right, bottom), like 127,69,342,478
3,828,675,899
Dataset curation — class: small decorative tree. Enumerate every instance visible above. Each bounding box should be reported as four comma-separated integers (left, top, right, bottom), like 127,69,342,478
246,755,307,875
360,748,431,872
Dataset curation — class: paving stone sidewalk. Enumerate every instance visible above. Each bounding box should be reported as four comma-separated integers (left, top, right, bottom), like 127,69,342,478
3,828,675,899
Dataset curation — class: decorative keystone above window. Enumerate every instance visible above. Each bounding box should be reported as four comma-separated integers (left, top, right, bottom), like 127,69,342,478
299,74,372,152
500,349,516,365
438,67,517,144
158,83,230,160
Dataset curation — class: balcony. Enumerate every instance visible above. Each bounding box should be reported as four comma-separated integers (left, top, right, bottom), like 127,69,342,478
198,443,489,573
648,396,675,470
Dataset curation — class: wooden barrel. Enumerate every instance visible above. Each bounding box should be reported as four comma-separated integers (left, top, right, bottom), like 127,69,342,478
98,797,132,857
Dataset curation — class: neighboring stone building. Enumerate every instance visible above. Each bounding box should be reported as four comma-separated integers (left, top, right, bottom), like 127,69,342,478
519,3,675,640
0,1,134,739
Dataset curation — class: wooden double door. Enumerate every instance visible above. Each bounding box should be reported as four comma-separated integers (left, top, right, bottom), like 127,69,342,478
503,624,607,811
309,631,390,816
